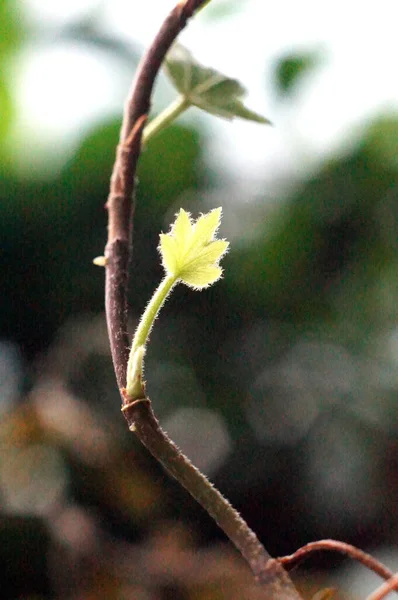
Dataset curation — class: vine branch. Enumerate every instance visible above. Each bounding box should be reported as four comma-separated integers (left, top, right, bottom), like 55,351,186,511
279,540,394,583
105,0,209,390
103,1,303,598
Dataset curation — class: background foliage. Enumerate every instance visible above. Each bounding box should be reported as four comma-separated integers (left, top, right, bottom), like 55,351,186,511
1,1,398,598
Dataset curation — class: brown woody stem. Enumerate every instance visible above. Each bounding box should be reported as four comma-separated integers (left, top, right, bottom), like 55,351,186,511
121,397,301,599
104,1,302,598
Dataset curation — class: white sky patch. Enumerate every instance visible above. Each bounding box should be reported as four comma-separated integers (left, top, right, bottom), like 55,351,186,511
12,0,398,180
14,43,125,135
20,0,100,27
8,42,127,177
99,0,177,46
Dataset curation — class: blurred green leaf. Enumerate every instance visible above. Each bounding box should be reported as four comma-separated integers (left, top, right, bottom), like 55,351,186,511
59,21,140,68
227,115,398,336
165,44,271,124
64,118,121,191
0,0,23,55
0,77,13,141
137,120,203,220
274,51,320,96
197,0,246,20
363,115,398,169
0,0,24,156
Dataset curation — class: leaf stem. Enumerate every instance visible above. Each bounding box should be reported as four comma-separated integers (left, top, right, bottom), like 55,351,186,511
142,95,190,144
126,274,178,398
132,273,177,355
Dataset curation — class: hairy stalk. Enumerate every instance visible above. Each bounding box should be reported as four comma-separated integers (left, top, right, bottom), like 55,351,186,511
131,274,177,356
126,274,177,400
104,1,303,597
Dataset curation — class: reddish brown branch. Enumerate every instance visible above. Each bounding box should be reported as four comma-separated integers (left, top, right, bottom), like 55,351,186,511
105,115,147,389
279,540,394,583
103,1,303,598
105,0,209,390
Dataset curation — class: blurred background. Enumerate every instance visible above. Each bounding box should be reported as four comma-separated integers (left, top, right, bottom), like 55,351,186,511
1,0,398,598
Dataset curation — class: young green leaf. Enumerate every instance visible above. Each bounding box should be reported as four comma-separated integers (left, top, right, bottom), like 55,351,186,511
126,207,229,399
274,52,320,96
164,44,271,124
159,207,229,289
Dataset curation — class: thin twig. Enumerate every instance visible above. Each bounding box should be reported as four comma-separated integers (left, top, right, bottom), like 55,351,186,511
103,1,303,598
279,540,394,583
367,573,398,600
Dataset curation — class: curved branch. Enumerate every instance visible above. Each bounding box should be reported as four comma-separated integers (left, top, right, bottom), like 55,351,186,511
122,398,301,599
279,540,394,582
103,2,303,598
105,0,208,390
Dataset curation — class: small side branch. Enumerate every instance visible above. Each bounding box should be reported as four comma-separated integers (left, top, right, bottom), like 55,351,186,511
279,540,394,582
